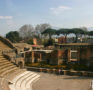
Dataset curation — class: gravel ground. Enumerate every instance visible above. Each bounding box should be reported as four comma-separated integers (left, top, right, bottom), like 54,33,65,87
32,72,93,90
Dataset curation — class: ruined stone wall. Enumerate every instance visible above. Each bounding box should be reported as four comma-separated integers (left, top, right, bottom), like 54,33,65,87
49,49,68,65
48,50,58,65
79,48,91,60
58,49,68,64
16,58,25,68
78,47,93,66
58,36,67,44
0,36,14,49
67,49,71,62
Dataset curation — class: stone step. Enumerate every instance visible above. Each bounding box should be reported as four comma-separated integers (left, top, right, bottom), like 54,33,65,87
16,72,34,87
0,61,11,65
0,55,4,58
12,71,30,83
0,59,10,62
0,65,16,75
0,57,8,60
7,69,26,82
26,74,40,89
1,67,18,77
21,73,38,90
0,62,13,67
2,67,18,78
9,71,40,90
0,63,14,70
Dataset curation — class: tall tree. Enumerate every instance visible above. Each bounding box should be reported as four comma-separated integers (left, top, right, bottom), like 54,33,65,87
35,23,51,38
88,31,93,37
42,28,56,39
6,31,21,43
56,28,71,43
80,27,88,42
19,24,34,39
56,28,71,37
70,28,84,42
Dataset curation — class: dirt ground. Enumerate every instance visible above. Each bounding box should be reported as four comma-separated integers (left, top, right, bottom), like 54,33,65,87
32,72,93,90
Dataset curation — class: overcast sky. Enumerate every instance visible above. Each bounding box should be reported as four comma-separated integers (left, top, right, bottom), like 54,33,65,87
0,0,93,36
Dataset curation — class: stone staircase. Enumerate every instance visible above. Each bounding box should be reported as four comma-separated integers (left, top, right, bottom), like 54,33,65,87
0,40,40,90
0,41,12,51
9,71,40,90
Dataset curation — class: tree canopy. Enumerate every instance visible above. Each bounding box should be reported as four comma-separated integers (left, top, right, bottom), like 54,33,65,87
19,24,34,39
88,31,93,36
42,28,56,39
5,23,93,44
6,31,21,43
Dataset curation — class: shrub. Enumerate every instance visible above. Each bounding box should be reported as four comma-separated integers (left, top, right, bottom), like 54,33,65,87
71,64,89,71
26,38,33,44
44,39,55,47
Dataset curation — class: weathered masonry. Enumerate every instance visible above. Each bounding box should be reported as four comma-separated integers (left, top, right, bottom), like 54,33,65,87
21,43,93,66
55,43,93,66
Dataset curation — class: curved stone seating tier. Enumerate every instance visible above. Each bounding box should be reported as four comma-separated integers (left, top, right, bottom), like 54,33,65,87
7,69,26,82
13,71,32,83
0,58,12,62
0,59,10,63
0,58,10,61
0,62,12,66
0,57,7,60
4,69,19,80
9,71,40,90
0,57,7,59
0,64,16,74
0,78,10,90
0,63,14,70
0,46,11,50
0,60,10,63
3,68,19,78
25,74,40,90
0,48,12,52
0,41,12,49
21,73,37,90
15,72,33,87
0,57,8,60
0,39,40,90
0,56,4,58
0,65,16,76
5,53,16,58
0,78,3,90
0,65,15,72
0,67,18,77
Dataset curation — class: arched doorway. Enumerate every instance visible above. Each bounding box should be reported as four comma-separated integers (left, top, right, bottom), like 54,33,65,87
34,58,38,63
18,61,23,68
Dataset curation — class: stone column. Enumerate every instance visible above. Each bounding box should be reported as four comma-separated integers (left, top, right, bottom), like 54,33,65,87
40,53,42,62
32,52,34,63
68,49,71,62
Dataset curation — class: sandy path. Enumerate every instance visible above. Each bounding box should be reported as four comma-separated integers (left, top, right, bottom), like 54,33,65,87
33,72,92,90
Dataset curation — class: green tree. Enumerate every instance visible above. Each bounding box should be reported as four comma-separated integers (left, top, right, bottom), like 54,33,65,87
42,28,56,39
88,31,93,37
6,31,21,43
70,28,84,42
56,28,71,43
56,28,71,36
35,23,51,38
44,39,55,47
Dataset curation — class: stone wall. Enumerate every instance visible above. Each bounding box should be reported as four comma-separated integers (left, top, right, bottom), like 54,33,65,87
78,47,93,66
0,36,14,49
16,58,25,68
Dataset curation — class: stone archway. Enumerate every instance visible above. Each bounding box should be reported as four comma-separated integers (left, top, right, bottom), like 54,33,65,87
18,61,23,68
16,58,25,68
